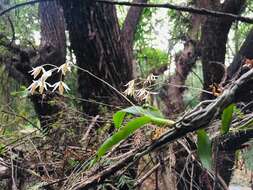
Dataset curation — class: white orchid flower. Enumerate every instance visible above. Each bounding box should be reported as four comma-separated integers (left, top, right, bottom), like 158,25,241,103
136,88,149,101
27,79,51,95
123,79,135,96
29,66,45,79
51,81,70,95
38,80,51,94
40,70,53,82
57,62,72,75
27,80,40,95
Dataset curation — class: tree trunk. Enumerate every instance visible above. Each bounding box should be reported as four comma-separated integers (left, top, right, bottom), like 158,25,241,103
60,0,133,115
159,0,210,117
160,39,198,116
121,0,147,51
31,0,66,129
2,1,66,130
157,1,204,189
201,0,246,100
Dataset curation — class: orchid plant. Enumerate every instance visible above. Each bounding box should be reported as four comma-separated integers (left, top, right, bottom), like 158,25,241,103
123,73,158,102
27,62,73,95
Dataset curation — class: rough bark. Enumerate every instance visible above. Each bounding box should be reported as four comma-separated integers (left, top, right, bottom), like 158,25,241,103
201,0,246,100
59,0,132,115
160,39,198,116
121,0,147,51
157,2,204,189
189,0,210,39
39,1,66,60
121,0,147,78
159,0,210,117
0,1,66,130
31,1,66,129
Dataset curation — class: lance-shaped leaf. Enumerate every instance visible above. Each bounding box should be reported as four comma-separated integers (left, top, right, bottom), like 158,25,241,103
113,111,127,129
97,116,152,160
113,106,165,129
197,129,212,171
221,104,235,134
97,113,175,161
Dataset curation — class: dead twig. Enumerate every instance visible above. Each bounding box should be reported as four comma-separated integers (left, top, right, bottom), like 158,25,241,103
81,115,99,145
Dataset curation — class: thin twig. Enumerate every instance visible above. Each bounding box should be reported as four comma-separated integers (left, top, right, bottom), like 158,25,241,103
0,0,51,17
134,156,168,188
96,0,253,24
1,0,253,24
1,110,41,132
7,16,15,45
10,150,18,190
74,65,136,107
28,138,50,178
81,115,99,145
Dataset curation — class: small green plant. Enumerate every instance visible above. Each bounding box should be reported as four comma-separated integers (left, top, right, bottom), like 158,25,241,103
117,174,134,189
197,104,235,171
197,129,212,171
94,105,175,162
221,104,235,135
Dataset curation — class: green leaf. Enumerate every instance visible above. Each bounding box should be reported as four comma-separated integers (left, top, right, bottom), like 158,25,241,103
197,129,212,171
119,106,145,115
11,86,29,98
93,106,175,164
113,111,126,129
142,105,164,118
97,116,152,160
149,116,175,126
221,104,235,134
113,106,167,129
113,106,146,129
